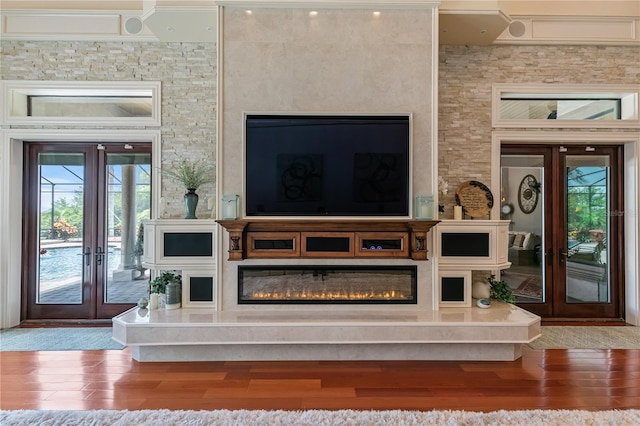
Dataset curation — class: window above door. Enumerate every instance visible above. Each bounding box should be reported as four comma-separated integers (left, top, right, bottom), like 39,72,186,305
492,84,639,129
1,80,161,127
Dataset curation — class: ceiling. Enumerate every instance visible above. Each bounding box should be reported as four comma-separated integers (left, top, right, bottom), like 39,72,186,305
439,9,510,46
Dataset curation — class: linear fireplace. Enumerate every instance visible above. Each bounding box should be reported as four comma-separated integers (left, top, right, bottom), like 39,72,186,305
238,265,417,304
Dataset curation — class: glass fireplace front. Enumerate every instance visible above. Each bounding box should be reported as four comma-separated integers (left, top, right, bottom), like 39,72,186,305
238,265,417,304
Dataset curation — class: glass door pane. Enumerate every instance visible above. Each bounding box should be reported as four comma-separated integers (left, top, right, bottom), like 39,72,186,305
104,153,151,304
37,153,86,304
500,155,545,304
565,155,610,303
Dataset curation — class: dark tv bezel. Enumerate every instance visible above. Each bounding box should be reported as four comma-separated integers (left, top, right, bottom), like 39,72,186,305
243,113,412,218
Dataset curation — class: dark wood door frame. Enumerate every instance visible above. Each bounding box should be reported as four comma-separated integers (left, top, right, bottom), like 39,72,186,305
502,144,624,320
552,145,624,319
22,143,96,320
22,142,151,321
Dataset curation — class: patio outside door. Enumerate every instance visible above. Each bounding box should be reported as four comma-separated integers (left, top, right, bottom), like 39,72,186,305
23,142,151,320
501,145,623,319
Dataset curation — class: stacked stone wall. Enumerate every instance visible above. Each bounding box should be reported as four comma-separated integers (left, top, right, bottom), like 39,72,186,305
3,42,639,219
438,44,640,216
1,41,216,218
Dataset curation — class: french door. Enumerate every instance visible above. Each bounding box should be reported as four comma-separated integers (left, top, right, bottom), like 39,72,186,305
23,142,151,320
501,144,624,319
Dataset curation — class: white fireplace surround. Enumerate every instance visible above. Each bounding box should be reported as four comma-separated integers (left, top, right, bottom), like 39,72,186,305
111,1,541,362
1,2,638,359
217,3,439,312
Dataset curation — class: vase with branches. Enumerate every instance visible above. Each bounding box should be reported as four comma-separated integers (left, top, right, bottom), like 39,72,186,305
161,157,215,219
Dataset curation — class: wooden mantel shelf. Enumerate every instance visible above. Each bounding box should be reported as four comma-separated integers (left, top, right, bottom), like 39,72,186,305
216,219,439,261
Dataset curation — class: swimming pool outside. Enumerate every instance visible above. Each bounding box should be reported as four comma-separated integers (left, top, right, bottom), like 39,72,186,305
39,245,122,281
37,243,149,304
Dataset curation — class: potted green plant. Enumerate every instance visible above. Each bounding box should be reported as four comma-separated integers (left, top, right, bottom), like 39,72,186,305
487,274,515,304
161,157,215,219
149,271,181,309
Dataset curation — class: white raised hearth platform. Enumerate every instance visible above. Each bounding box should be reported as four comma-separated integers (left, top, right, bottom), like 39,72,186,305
112,303,541,362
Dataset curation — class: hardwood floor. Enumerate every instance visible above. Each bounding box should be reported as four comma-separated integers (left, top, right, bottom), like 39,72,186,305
1,347,638,411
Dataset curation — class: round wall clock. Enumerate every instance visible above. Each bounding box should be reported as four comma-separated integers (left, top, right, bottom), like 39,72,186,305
501,203,514,216
518,174,539,214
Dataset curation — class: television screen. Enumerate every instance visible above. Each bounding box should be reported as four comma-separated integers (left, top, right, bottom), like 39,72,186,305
245,114,410,216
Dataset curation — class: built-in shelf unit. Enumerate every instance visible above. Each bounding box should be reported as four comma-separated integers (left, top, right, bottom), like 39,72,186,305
435,220,511,307
142,219,217,308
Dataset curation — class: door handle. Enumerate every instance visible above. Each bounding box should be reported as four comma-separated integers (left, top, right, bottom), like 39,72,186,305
80,247,91,266
545,248,554,265
559,247,568,264
95,247,105,266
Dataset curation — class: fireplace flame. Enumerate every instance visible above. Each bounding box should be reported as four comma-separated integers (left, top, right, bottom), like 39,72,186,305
247,288,410,301
239,269,416,303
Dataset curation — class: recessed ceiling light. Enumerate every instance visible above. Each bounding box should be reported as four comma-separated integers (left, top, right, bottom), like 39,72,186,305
442,28,448,33
245,10,252,15
309,11,318,17
373,11,381,17
206,26,213,32
166,26,174,32
480,29,487,34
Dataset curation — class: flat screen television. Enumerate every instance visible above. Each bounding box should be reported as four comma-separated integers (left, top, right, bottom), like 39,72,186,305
245,114,410,216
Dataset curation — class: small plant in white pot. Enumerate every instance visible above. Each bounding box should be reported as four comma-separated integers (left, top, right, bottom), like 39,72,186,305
149,271,181,309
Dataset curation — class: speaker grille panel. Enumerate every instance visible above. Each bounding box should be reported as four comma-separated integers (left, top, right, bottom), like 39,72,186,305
509,21,526,38
124,17,144,35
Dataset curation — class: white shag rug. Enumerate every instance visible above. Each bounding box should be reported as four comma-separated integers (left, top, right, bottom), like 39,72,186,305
1,409,639,426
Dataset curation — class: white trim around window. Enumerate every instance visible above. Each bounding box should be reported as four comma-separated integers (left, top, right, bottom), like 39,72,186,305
492,84,640,129
1,80,161,127
0,128,162,329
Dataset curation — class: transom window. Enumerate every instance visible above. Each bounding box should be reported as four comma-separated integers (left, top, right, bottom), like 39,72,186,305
1,81,161,127
492,84,639,129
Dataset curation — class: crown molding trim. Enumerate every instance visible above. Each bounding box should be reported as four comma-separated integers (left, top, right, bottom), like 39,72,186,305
495,15,640,46
214,0,441,9
0,10,157,41
3,7,639,45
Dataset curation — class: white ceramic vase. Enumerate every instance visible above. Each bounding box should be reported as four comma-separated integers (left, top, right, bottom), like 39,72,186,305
472,280,491,299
